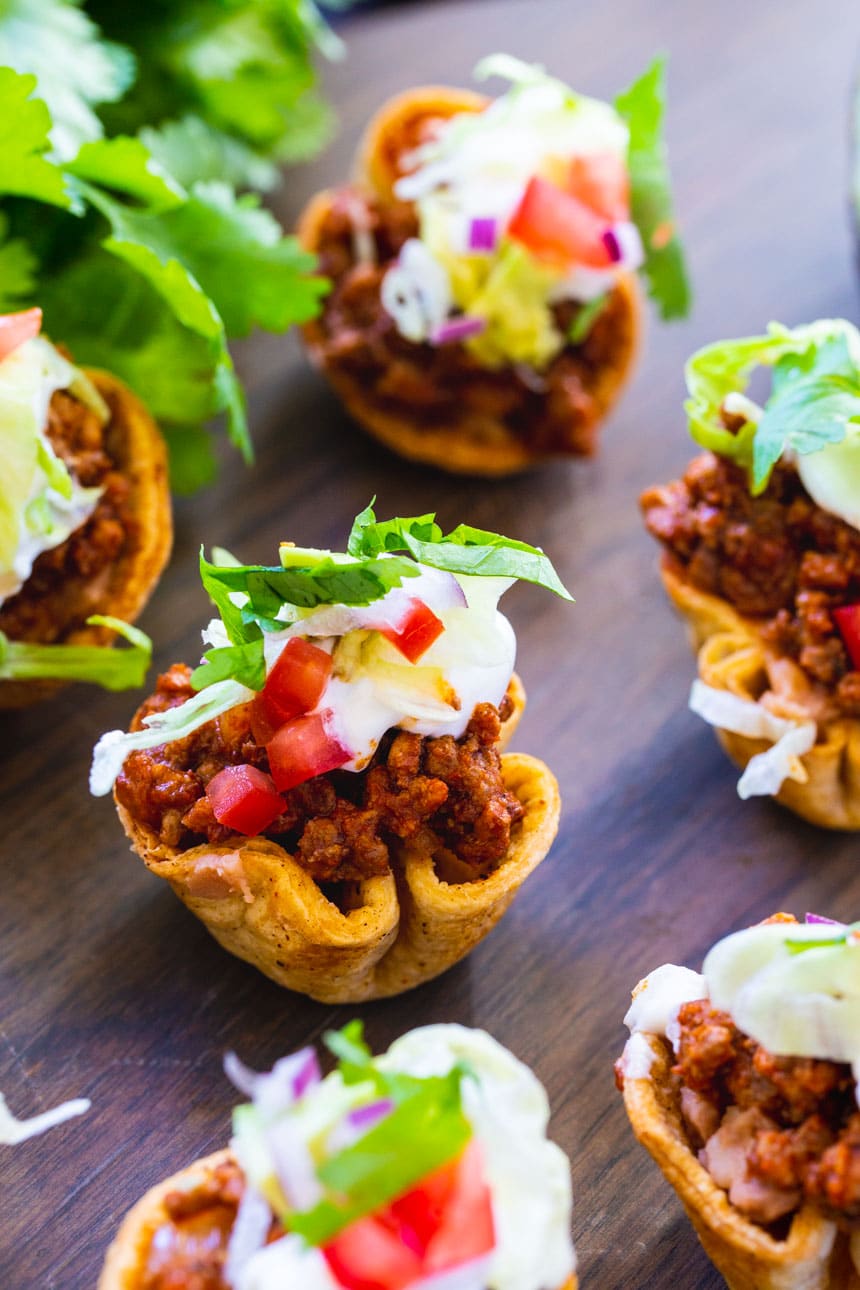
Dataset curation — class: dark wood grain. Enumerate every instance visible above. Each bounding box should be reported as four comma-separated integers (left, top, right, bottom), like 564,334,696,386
2,1,860,1286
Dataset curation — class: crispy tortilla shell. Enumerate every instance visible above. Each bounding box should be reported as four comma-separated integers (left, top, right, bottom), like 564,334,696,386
662,563,860,830
621,1032,859,1290
298,85,641,477
115,676,561,1002
0,370,172,709
99,1148,578,1290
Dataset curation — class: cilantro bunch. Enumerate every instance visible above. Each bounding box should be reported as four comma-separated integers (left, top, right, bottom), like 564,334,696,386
685,320,860,493
0,1,341,490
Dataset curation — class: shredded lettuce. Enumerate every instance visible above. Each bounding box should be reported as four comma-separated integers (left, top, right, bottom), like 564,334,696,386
614,56,690,321
0,615,151,688
89,677,253,795
685,320,860,493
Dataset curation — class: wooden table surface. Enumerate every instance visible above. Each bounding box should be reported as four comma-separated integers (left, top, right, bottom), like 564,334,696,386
3,1,860,1286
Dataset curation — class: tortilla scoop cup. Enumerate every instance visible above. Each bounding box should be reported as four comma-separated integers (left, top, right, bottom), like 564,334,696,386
620,1032,859,1290
297,86,641,478
661,563,860,830
0,370,172,709
99,1148,578,1290
115,677,562,1003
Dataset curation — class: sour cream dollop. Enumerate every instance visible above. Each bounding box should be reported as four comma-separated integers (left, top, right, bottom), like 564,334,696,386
235,1025,576,1290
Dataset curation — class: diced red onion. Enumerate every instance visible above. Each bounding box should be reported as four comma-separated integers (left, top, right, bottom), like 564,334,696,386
430,315,486,346
269,1115,324,1210
327,1098,395,1153
601,227,622,264
804,913,845,926
224,1184,272,1287
468,217,497,253
224,1047,321,1115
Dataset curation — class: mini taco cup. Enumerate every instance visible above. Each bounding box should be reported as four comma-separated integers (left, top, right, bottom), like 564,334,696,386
99,1148,578,1290
621,1031,859,1290
115,685,561,1001
661,562,860,830
0,368,171,710
298,85,642,477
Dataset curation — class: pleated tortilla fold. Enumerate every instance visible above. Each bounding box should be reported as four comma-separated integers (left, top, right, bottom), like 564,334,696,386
0,370,172,709
621,1032,860,1290
115,677,561,1002
99,1148,579,1290
298,85,641,477
662,563,860,830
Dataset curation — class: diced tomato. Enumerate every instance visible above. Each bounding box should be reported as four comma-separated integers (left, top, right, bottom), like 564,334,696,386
206,764,285,836
380,599,444,663
567,152,630,222
324,1215,423,1290
251,638,332,747
834,604,860,670
508,176,613,269
266,710,351,792
322,1142,494,1290
0,307,42,362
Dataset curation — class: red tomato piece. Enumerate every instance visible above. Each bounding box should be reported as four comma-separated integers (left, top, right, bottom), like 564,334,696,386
323,1142,495,1290
0,307,42,362
206,764,285,836
508,176,613,269
250,639,332,744
324,1215,423,1290
421,1140,495,1274
380,599,445,663
567,152,630,221
834,604,860,670
266,710,351,792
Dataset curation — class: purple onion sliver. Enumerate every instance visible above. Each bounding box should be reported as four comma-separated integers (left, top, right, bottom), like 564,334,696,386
601,227,622,264
292,1048,321,1100
468,217,497,253
224,1050,260,1098
804,913,845,926
430,315,486,346
224,1184,272,1285
346,1098,394,1131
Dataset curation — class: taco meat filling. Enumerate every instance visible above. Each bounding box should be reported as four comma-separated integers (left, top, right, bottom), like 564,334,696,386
142,1157,282,1290
670,1000,860,1227
641,450,860,717
311,186,631,457
115,665,524,883
0,386,134,644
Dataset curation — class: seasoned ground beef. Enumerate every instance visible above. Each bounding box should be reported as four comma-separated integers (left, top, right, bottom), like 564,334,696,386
673,1000,860,1224
641,452,860,716
312,187,629,457
116,665,524,883
142,1157,281,1290
0,386,133,643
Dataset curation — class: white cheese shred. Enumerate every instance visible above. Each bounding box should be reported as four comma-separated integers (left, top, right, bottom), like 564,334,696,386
0,1089,90,1145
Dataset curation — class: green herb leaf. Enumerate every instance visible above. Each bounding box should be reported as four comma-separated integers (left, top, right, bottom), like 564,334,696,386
140,116,281,193
0,1,133,160
685,321,860,492
0,614,151,689
324,1020,374,1079
199,549,261,646
65,136,185,210
568,293,608,345
348,509,573,600
191,638,265,691
0,68,71,208
289,1065,471,1246
0,213,38,311
614,56,690,321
